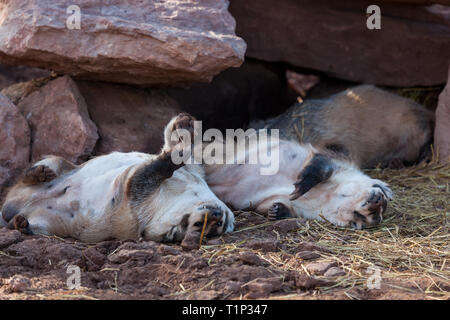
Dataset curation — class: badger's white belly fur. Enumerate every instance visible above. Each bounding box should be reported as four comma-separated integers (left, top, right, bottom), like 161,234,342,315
33,152,151,223
205,139,312,210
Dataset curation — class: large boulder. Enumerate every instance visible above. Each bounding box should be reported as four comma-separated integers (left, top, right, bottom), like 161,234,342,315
16,76,98,164
435,65,450,164
0,94,30,196
75,81,182,155
0,0,246,86
229,0,450,86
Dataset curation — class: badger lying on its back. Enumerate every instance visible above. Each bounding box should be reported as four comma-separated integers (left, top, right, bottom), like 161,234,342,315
204,139,393,230
255,85,434,169
170,113,394,230
1,114,234,249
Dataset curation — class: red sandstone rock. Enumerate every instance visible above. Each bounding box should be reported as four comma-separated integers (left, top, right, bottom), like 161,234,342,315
75,81,182,155
16,76,98,164
229,0,450,86
8,275,31,293
0,94,30,194
0,0,246,86
435,65,450,164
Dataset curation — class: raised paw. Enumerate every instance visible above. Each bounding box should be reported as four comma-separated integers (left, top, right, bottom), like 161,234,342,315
12,215,31,235
268,202,292,221
22,165,57,185
173,113,198,145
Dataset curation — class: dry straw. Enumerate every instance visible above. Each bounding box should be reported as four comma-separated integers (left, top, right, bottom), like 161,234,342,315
200,156,449,299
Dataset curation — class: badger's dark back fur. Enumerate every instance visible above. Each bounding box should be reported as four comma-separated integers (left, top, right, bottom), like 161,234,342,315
258,85,434,168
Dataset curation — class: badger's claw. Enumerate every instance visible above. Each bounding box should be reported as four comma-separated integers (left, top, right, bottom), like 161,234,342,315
268,202,291,221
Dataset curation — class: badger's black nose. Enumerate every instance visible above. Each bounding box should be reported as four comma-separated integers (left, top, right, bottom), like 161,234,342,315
199,205,223,220
210,208,223,218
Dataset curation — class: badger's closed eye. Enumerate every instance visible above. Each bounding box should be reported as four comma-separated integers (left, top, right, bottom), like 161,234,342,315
353,211,366,220
193,221,203,227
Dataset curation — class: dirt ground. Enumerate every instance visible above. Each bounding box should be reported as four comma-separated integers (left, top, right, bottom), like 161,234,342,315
0,163,448,300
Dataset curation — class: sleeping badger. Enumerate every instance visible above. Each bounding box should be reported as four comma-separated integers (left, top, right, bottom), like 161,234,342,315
2,110,395,250
0,114,234,249
254,85,434,169
170,113,394,230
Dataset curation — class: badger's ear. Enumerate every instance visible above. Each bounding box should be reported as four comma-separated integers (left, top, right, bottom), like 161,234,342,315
290,154,334,200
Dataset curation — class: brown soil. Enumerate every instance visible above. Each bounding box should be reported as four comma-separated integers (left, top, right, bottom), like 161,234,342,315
0,211,445,300
0,164,448,300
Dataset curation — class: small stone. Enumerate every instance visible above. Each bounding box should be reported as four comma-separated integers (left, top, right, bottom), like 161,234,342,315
108,249,155,264
8,275,31,293
225,281,242,293
245,278,283,299
82,247,106,270
295,251,321,260
271,219,300,234
206,238,223,246
246,240,280,252
297,241,330,253
0,230,23,249
190,290,220,300
294,274,332,290
324,266,346,277
238,251,262,266
157,244,181,256
304,261,338,276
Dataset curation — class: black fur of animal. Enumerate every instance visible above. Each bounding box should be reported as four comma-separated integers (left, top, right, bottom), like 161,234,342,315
254,85,435,168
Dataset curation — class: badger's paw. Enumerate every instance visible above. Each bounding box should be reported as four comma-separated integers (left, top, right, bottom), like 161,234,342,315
22,165,57,185
172,113,198,146
268,202,292,221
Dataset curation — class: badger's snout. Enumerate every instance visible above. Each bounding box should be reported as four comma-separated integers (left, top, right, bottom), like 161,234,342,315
199,205,223,219
181,205,231,251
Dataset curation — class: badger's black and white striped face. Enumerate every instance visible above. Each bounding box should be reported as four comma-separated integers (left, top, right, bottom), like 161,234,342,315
1,151,235,245
160,203,234,250
138,164,234,249
204,138,393,230
291,167,393,229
